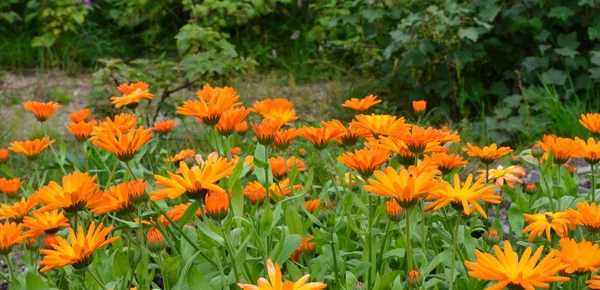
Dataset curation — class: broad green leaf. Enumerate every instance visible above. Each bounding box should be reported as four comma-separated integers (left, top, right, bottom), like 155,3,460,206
273,234,302,265
26,272,49,290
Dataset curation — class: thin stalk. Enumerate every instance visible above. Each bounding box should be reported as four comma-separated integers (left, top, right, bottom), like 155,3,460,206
404,207,413,271
222,227,243,283
329,231,342,289
557,166,562,210
318,151,343,197
484,163,490,223
377,220,392,272
213,247,229,289
126,161,138,180
592,163,596,202
82,143,90,172
367,195,374,289
224,135,232,160
4,255,15,286
105,158,119,189
43,126,67,175
157,252,169,290
87,268,108,290
449,214,460,290
538,159,556,212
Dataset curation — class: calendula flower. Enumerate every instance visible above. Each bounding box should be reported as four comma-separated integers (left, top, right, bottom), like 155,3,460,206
0,222,22,254
350,114,410,137
297,126,345,150
23,101,61,122
412,100,426,114
524,184,537,195
465,240,569,290
523,212,571,242
462,143,513,164
580,113,600,135
111,81,153,109
205,190,229,221
32,171,99,213
195,84,236,101
164,149,196,163
89,182,133,215
243,181,266,204
551,237,600,275
23,209,70,238
386,199,403,222
9,137,55,160
252,98,295,115
439,127,461,145
91,126,153,161
127,179,147,204
304,199,322,214
68,120,97,142
366,136,413,160
38,222,120,272
341,95,381,112
237,258,327,290
0,177,23,197
0,197,38,223
269,156,306,179
476,165,527,188
147,227,166,253
425,174,498,218
263,109,298,125
566,201,600,233
407,270,423,289
322,119,370,147
151,158,234,201
0,148,8,164
483,229,500,245
338,148,390,177
364,166,442,208
178,85,241,125
69,108,90,123
252,119,282,146
291,235,316,261
536,135,583,165
94,113,138,135
273,128,297,150
22,236,39,251
423,152,468,175
152,120,177,135
575,137,600,165
235,121,248,135
270,178,302,199
215,107,251,136
156,202,198,226
397,126,444,155
44,234,59,250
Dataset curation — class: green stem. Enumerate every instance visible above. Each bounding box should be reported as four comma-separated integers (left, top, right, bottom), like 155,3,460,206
377,220,391,272
43,126,67,175
367,195,374,289
405,207,413,271
557,166,562,211
105,158,119,189
87,268,108,290
538,159,556,212
593,164,596,203
222,226,243,283
484,163,490,224
4,255,15,286
126,161,138,180
420,199,426,266
329,231,342,289
224,135,232,160
213,247,229,289
157,252,170,290
449,214,460,290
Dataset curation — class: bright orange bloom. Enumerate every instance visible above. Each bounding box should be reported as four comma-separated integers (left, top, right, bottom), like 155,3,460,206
23,210,70,238
574,137,600,164
156,202,196,226
152,120,177,135
44,234,59,249
304,199,322,213
350,114,410,137
0,197,37,223
552,238,600,275
412,100,426,114
462,143,513,164
251,98,295,115
536,135,583,164
297,126,345,150
38,222,120,272
580,113,600,134
164,149,196,163
9,137,55,160
68,120,97,142
89,182,132,215
273,128,297,150
243,181,266,204
0,148,8,164
364,166,443,208
269,156,306,179
91,126,153,161
523,212,571,243
322,119,370,147
439,128,461,145
23,101,61,122
298,147,307,155
94,113,138,135
235,121,249,135
338,148,390,177
425,174,498,218
465,240,569,290
0,177,23,197
263,109,298,125
238,258,327,290
476,165,527,188
215,107,251,136
565,201,600,233
587,275,600,289
252,119,282,145
69,108,90,123
151,158,235,201
178,84,241,125
205,190,229,220
341,95,381,112
32,171,100,213
396,126,444,154
270,178,302,199
423,152,468,175
0,222,22,254
127,179,147,203
291,236,316,261
111,81,153,109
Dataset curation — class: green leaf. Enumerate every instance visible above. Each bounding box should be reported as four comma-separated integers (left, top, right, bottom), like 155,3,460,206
540,69,567,85
112,251,129,278
555,47,579,58
231,181,244,218
458,27,480,42
26,272,49,290
548,6,575,22
508,204,524,239
163,255,182,287
272,234,302,265
421,251,450,277
522,56,549,72
178,201,200,229
557,32,580,50
197,221,225,246
479,5,501,22
284,206,303,235
59,140,67,165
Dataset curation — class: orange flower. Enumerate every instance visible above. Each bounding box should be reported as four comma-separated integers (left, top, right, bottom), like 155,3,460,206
322,119,370,147
32,171,99,213
151,158,234,201
425,174,498,218
23,101,61,122
261,108,298,125
298,147,307,155
205,190,229,220
396,126,444,155
270,178,302,199
127,179,147,203
269,156,306,179
251,98,295,115
462,143,513,164
152,120,177,135
439,128,461,145
350,114,410,137
523,212,570,243
215,107,251,136
587,275,600,289
0,177,23,197
386,199,403,221
94,113,138,135
423,152,468,175
0,222,22,254
9,137,55,160
69,108,90,123
551,237,600,275
164,149,196,163
565,201,600,233
111,81,153,109
575,137,600,165
536,135,583,165
341,95,381,112
235,121,248,135
157,202,196,226
238,258,327,290
0,197,38,223
483,229,500,244
243,181,266,204
178,84,241,125
476,165,527,188
580,113,600,134
252,119,282,145
0,148,8,164
297,126,345,150
273,128,297,150
89,182,133,215
291,236,316,261
68,120,97,142
304,199,322,213
38,222,120,272
147,227,166,252
412,100,426,114
91,126,153,161
23,210,70,238
338,148,390,177
364,166,442,208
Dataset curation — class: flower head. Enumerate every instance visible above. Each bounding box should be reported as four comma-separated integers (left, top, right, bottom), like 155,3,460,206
523,212,570,243
0,148,8,164
32,171,99,213
273,128,297,150
297,126,345,150
423,152,468,175
69,108,90,123
425,174,498,218
91,126,152,161
580,113,600,134
23,209,70,238
364,166,442,208
23,101,61,122
386,199,403,222
536,135,583,165
252,98,294,115
575,137,600,165
127,179,147,204
322,119,370,147
178,84,241,125
237,258,327,290
483,229,500,245
147,227,166,253
94,113,138,135
269,178,303,199
397,126,444,155
338,148,390,177
262,109,298,125
0,177,23,197
462,143,513,164
235,121,249,135
350,114,410,137
0,222,22,254
566,201,600,233
68,120,97,142
9,137,55,160
552,238,600,275
412,100,426,114
111,81,153,109
341,95,381,112
89,182,133,215
164,149,196,164
0,197,38,223
152,120,177,135
269,156,306,179
243,181,266,204
205,190,229,221
215,107,251,136
476,165,526,188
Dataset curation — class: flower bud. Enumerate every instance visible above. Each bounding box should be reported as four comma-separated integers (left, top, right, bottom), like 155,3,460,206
205,191,229,221
147,227,166,253
510,155,521,165
524,184,537,195
23,236,40,251
407,270,423,289
44,234,59,249
483,229,500,245
386,199,403,222
531,145,544,159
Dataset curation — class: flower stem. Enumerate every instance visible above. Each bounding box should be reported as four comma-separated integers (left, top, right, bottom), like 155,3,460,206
538,159,556,212
126,161,138,180
4,254,15,287
105,158,119,189
404,207,413,272
449,214,460,290
222,226,243,283
213,247,229,289
157,252,170,290
329,231,342,289
484,163,490,224
43,126,67,175
87,268,108,290
377,219,391,272
557,166,562,210
367,194,374,289
592,164,596,203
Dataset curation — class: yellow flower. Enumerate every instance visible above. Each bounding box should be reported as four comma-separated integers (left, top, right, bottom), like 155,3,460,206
425,174,498,218
237,258,327,290
476,165,527,188
364,166,442,208
523,212,570,243
341,95,381,112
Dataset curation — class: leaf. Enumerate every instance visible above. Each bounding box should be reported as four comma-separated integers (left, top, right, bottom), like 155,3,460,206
548,6,575,21
555,47,579,58
182,253,211,290
26,272,49,290
163,256,182,287
178,201,200,229
478,5,501,22
272,234,302,265
284,206,303,235
231,181,244,218
458,27,480,42
530,197,549,210
508,204,524,239
540,69,567,85
112,251,129,278
197,221,224,246
557,32,580,50
421,251,451,277
522,56,549,72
